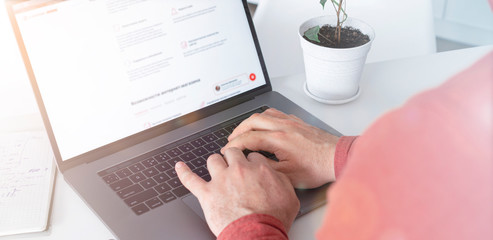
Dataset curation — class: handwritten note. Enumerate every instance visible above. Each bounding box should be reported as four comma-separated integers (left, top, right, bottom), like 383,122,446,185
0,131,55,236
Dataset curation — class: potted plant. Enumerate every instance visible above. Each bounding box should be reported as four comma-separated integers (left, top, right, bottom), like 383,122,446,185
299,0,375,104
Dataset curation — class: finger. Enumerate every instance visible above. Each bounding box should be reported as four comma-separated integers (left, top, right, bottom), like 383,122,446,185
222,147,248,166
246,152,268,163
262,108,290,119
228,113,285,141
265,158,289,172
276,170,295,189
207,154,227,177
175,162,206,196
246,152,295,188
263,108,305,125
223,131,282,155
263,160,298,187
288,114,304,123
263,108,305,122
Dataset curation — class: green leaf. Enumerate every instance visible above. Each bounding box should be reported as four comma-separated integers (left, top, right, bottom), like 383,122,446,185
320,0,327,9
304,26,320,43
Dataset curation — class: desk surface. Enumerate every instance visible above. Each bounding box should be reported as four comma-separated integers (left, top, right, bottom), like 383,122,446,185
1,46,491,240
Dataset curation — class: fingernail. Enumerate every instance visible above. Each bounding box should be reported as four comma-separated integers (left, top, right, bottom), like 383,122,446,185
175,162,183,169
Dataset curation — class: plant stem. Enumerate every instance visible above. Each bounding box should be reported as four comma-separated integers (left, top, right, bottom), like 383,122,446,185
336,0,343,45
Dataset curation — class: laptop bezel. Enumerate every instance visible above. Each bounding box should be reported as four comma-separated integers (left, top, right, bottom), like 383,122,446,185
6,0,272,172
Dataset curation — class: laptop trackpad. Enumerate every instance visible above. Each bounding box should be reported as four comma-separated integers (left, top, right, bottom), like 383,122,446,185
182,195,207,222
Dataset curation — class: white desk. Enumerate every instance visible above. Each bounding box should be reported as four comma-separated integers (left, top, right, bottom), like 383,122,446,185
1,46,491,240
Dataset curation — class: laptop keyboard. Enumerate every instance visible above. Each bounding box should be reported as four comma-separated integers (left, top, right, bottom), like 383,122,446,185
98,107,269,216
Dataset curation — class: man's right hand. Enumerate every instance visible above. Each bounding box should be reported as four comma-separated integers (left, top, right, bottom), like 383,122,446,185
222,108,340,189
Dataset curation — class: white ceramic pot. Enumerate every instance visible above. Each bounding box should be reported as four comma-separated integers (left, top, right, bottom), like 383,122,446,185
299,16,375,104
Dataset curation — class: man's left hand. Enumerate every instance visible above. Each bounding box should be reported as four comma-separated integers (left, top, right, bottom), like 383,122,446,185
175,148,300,236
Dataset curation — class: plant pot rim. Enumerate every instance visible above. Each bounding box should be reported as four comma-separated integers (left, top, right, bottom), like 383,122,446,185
299,15,375,51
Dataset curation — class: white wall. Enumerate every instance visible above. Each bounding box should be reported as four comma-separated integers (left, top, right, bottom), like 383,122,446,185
432,0,493,46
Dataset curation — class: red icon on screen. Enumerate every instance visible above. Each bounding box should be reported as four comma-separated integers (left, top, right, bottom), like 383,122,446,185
249,73,256,81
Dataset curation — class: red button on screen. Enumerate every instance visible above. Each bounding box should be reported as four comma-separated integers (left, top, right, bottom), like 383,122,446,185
249,73,256,81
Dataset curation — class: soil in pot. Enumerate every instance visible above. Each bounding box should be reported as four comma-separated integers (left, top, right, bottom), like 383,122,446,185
304,25,370,49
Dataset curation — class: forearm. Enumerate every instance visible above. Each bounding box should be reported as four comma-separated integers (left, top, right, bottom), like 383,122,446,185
218,214,288,240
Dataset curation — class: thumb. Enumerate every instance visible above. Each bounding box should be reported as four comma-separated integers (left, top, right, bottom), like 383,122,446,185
265,159,290,173
175,162,206,197
265,160,301,185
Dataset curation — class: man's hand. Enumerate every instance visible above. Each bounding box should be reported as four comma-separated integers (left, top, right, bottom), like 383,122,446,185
222,108,340,189
175,148,299,237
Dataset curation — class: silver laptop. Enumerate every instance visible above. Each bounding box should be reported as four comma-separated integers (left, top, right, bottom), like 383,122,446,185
6,0,340,239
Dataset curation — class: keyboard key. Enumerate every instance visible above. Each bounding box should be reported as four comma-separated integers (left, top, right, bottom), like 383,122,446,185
141,178,158,189
142,158,158,168
117,184,144,199
142,167,159,178
215,138,228,147
178,143,194,153
202,174,211,182
166,148,182,157
185,161,195,170
124,188,158,207
191,138,206,147
167,157,181,167
131,203,149,215
224,124,236,134
166,168,177,178
155,162,172,172
193,167,209,177
145,197,163,209
192,147,208,157
159,192,176,203
204,142,220,152
180,152,196,162
213,129,229,138
101,110,267,214
191,158,206,168
167,178,182,188
153,173,170,183
154,183,171,194
102,173,119,184
172,186,190,197
258,150,277,160
242,149,254,156
129,172,146,183
202,134,218,143
128,163,145,173
115,168,132,178
110,178,133,191
153,153,171,162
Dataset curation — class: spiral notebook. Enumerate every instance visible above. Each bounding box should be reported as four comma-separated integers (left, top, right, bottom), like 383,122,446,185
0,131,56,237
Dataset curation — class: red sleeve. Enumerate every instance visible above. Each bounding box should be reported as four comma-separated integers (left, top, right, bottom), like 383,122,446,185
218,214,288,240
333,136,358,179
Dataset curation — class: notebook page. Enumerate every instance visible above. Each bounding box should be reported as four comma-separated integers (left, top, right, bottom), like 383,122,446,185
0,131,55,237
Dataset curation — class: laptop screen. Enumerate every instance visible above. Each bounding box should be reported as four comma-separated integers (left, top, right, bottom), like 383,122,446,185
11,0,267,161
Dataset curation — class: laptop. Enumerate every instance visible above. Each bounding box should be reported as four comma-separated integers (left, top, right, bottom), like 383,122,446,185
6,0,340,239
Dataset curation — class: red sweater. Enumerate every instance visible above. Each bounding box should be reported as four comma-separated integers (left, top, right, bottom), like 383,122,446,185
218,52,493,240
